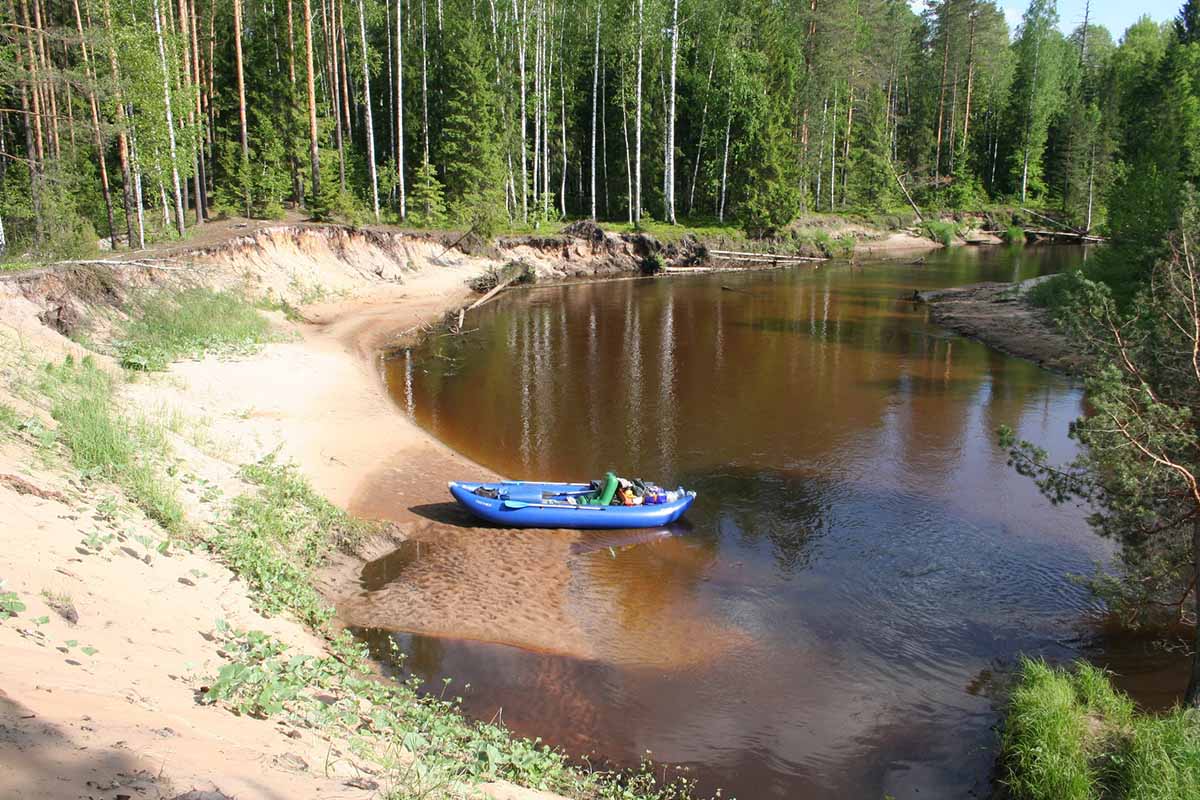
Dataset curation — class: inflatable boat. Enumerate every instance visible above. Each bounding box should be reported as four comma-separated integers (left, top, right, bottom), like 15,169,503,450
448,478,696,529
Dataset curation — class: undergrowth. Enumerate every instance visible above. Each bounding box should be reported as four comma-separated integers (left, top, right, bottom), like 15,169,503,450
211,453,372,628
1026,272,1079,313
117,288,272,371
1001,658,1200,800
203,625,703,800
919,220,959,246
38,355,184,531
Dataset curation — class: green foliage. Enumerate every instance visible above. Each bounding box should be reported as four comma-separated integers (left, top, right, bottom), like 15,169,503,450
1001,197,1200,641
1025,272,1077,310
117,289,272,371
409,159,448,228
1001,658,1200,800
38,356,183,531
919,220,958,246
439,2,507,232
848,88,896,211
0,587,25,622
1004,225,1027,244
308,178,368,225
203,625,704,799
1002,659,1096,800
212,454,370,628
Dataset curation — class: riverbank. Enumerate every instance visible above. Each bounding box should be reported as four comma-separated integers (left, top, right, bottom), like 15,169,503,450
0,224,709,799
0,220,1078,799
918,276,1084,375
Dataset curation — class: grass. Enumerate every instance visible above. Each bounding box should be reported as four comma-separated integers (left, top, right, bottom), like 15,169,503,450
0,402,18,430
203,625,703,800
211,453,373,628
202,455,705,799
1000,658,1200,800
604,218,745,242
117,288,272,371
919,219,960,246
1004,225,1027,244
38,355,184,531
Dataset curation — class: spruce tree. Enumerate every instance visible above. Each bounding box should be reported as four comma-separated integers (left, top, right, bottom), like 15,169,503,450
438,0,506,232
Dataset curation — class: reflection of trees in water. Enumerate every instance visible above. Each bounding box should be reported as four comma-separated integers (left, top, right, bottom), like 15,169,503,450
684,467,829,575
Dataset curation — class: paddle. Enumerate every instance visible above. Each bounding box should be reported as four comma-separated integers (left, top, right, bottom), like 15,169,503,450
502,499,602,511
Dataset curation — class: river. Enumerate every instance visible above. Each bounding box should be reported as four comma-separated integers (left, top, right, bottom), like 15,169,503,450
351,245,1182,799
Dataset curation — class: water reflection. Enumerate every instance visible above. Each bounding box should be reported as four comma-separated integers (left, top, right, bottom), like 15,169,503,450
364,245,1157,799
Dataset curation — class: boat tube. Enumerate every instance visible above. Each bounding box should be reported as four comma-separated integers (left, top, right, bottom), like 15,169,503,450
448,479,696,529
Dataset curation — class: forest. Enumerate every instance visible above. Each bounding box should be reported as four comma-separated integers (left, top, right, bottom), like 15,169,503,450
0,0,1195,272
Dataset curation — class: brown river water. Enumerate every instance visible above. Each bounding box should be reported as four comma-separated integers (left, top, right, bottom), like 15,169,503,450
352,245,1187,799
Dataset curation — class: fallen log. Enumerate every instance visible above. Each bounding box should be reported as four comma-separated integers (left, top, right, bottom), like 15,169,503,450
708,249,827,263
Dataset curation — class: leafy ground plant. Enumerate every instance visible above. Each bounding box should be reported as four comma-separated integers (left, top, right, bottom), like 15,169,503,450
203,626,704,800
211,454,372,628
38,356,183,531
117,288,272,371
1001,658,1200,800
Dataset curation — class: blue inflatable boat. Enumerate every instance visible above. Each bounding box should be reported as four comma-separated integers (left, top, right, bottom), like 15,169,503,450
448,477,696,529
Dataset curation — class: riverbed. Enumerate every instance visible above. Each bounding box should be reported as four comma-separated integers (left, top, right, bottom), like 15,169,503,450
346,245,1180,799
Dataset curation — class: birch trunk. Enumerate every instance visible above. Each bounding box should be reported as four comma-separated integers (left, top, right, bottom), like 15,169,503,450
687,48,717,215
664,0,678,223
620,73,632,223
330,0,348,188
153,0,187,236
718,109,730,222
590,0,600,219
633,0,642,224
101,0,138,246
1021,31,1042,204
357,0,380,221
396,0,406,217
421,0,430,163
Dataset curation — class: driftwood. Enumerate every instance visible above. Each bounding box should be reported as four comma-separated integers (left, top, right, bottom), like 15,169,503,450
890,164,924,223
1025,228,1107,243
467,272,522,311
1020,207,1084,234
708,249,827,263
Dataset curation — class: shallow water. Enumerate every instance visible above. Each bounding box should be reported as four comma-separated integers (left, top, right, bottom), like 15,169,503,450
354,245,1185,799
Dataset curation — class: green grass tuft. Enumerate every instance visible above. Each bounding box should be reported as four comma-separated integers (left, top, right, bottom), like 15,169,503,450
1003,659,1096,800
919,220,959,246
1004,225,1027,244
117,288,272,371
1002,658,1200,800
0,402,19,430
38,356,184,531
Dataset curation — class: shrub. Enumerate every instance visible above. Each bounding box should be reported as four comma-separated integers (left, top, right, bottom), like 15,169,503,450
1026,272,1078,312
1004,225,1027,244
919,220,958,246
